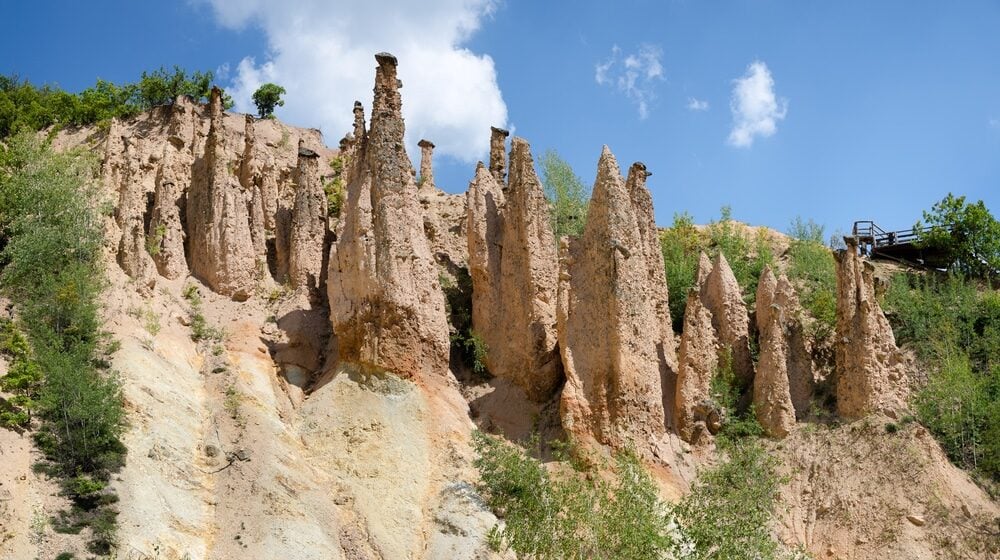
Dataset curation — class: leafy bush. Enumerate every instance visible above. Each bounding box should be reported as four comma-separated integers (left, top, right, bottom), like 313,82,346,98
659,206,775,331
473,432,692,559
676,439,785,559
0,68,224,140
540,149,590,240
325,156,346,218
660,212,704,332
0,133,125,550
883,272,1000,483
787,218,837,338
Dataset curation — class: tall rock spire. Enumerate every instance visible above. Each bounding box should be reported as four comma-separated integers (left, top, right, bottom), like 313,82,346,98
328,53,450,379
557,146,668,449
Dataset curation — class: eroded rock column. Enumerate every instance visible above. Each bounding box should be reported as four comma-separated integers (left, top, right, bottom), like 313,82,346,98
834,239,909,419
701,252,754,384
187,87,257,300
753,267,799,438
674,254,720,443
557,147,666,449
328,53,450,379
287,143,328,294
468,136,562,401
489,127,509,182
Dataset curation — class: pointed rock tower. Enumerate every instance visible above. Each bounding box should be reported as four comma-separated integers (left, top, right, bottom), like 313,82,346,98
674,253,720,442
328,53,450,379
467,134,561,401
557,146,669,449
187,87,258,300
834,239,909,419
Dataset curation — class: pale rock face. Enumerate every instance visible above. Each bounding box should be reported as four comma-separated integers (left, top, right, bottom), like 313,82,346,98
753,267,799,438
417,139,468,281
328,53,450,380
701,252,755,383
107,118,156,287
187,88,260,300
834,239,909,419
674,281,720,444
467,136,561,402
625,162,679,427
147,100,197,279
557,146,666,449
287,143,328,294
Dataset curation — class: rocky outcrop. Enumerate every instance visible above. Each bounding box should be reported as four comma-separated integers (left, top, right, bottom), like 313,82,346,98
834,239,909,419
625,163,679,426
146,99,197,279
467,136,561,401
417,139,435,191
328,53,450,379
674,254,720,443
753,267,798,438
557,147,666,449
287,143,328,294
701,252,754,383
187,88,258,300
110,120,157,287
488,127,509,182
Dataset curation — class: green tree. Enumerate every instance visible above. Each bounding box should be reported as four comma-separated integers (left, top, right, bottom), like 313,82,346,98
540,149,590,239
915,193,1000,279
660,212,703,332
252,83,286,118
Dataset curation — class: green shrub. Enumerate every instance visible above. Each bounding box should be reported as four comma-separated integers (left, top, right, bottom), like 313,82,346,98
914,193,1000,278
883,272,1000,483
660,212,704,332
659,207,775,332
325,157,345,218
676,439,784,560
252,83,286,119
786,225,836,338
473,432,692,559
707,206,775,308
0,132,125,552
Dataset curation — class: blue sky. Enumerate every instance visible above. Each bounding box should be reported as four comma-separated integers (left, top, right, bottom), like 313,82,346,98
5,1,1000,237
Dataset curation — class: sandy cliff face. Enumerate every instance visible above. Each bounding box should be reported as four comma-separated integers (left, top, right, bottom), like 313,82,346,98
7,51,995,560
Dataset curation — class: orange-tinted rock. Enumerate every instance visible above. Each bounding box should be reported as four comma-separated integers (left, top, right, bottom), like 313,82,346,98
328,53,450,379
834,239,909,419
557,147,666,449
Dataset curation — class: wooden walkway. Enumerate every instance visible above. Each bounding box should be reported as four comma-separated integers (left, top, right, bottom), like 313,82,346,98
850,220,952,268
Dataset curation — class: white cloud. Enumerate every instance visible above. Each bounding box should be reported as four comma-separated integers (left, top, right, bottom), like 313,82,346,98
687,97,709,111
727,60,787,147
202,0,507,164
594,44,665,119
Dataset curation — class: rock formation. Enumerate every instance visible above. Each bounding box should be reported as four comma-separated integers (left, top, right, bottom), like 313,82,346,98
467,135,561,401
557,146,666,449
417,139,435,191
625,163,679,425
417,138,468,281
187,87,258,300
488,126,509,182
287,143,328,294
674,254,720,443
328,53,450,379
834,239,909,419
146,99,197,279
701,252,754,383
109,119,156,287
753,267,799,438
